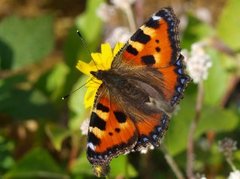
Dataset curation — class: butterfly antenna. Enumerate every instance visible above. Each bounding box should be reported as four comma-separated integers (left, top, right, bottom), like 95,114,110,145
77,30,99,70
61,78,93,100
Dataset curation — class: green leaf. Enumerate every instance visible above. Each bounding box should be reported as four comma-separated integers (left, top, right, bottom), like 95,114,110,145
4,147,68,179
196,107,238,136
182,15,213,49
110,155,137,178
0,75,56,120
70,152,93,177
0,15,54,70
62,0,103,99
164,85,238,156
45,124,70,151
203,49,230,105
75,0,103,49
46,62,70,101
64,0,103,66
68,76,89,131
0,135,15,172
164,91,196,156
217,0,240,49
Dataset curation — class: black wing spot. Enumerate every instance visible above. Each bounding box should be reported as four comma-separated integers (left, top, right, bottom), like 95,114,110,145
155,47,161,52
130,29,151,44
141,55,156,65
155,39,160,43
145,18,160,29
97,103,109,112
114,111,127,123
88,132,100,145
115,128,121,133
109,132,113,136
126,45,138,56
90,112,106,130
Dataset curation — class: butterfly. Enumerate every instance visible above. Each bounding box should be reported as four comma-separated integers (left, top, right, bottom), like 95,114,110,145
85,7,190,177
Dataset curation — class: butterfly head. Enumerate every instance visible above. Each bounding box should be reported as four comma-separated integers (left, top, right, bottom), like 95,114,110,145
90,70,104,80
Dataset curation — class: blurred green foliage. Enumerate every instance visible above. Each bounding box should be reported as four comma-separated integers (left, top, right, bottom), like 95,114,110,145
0,0,239,178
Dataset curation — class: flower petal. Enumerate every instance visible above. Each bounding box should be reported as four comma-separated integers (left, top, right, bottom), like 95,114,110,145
84,86,98,109
91,52,102,64
113,42,124,56
76,60,96,76
101,43,113,58
76,43,123,109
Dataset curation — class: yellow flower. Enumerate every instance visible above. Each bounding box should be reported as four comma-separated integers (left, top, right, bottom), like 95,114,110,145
76,43,124,109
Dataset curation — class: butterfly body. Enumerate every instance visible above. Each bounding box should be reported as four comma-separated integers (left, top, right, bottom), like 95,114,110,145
84,7,191,177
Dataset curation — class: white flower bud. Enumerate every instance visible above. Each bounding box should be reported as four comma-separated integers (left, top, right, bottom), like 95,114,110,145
105,27,131,47
228,170,240,179
80,119,90,135
96,3,117,22
183,41,212,84
111,0,136,10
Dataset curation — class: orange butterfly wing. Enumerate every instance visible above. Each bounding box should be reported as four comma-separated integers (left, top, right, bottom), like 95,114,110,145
115,7,190,106
87,86,138,174
133,113,169,151
111,7,190,151
122,7,179,67
86,7,190,177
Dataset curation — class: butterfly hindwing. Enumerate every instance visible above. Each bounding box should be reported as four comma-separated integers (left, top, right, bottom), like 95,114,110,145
87,86,138,168
133,112,170,151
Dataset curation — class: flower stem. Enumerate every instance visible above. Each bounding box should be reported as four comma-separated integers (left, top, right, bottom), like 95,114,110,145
186,80,204,178
125,4,137,32
226,157,237,171
161,145,185,179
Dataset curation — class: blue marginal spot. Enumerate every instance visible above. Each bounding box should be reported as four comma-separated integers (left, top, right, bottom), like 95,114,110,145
177,86,182,93
180,77,186,84
172,96,178,104
161,115,168,128
177,68,183,75
152,134,158,141
157,126,162,133
143,137,149,142
175,59,182,67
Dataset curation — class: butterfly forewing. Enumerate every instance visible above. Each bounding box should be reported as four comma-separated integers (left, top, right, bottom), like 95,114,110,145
113,7,180,68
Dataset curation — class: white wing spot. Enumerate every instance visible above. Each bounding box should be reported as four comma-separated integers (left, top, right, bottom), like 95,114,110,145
87,142,96,151
152,15,161,21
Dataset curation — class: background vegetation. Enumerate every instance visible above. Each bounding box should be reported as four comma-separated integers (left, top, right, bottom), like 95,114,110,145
0,0,239,178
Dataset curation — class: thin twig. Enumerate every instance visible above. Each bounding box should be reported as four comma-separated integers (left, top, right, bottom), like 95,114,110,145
210,37,236,57
161,145,185,179
125,4,137,32
186,81,204,179
220,75,240,107
68,134,80,169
